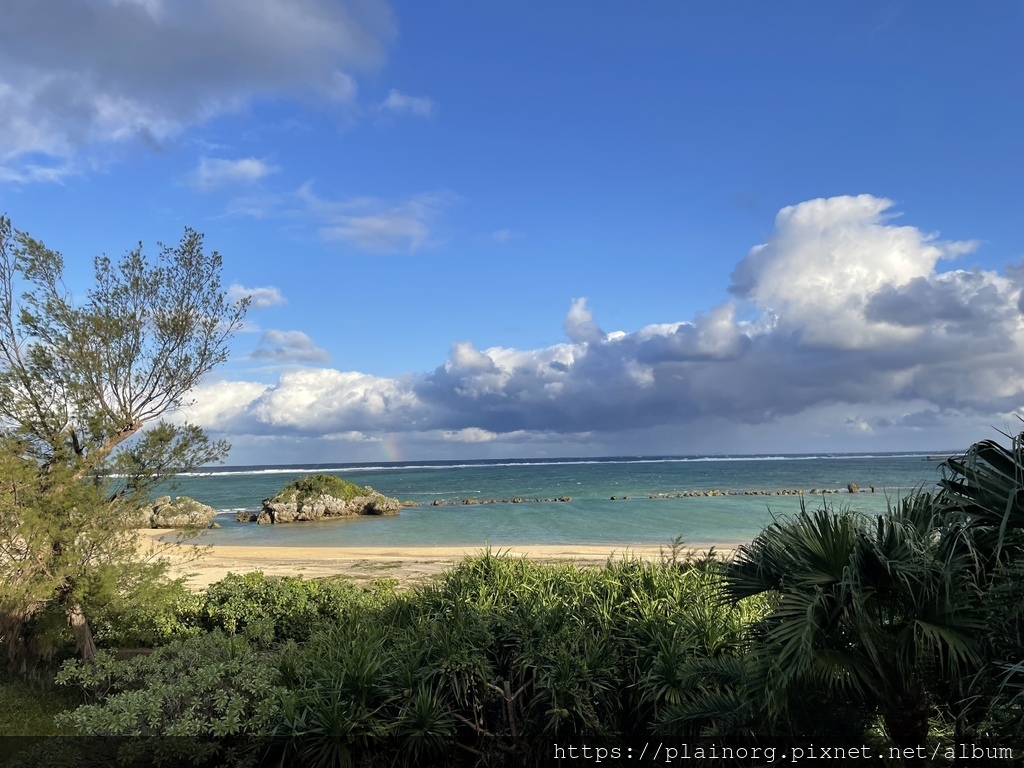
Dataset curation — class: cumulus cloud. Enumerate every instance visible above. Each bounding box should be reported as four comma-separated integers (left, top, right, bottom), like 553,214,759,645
190,157,278,190
227,283,286,309
185,195,1024,456
177,380,271,430
299,183,453,253
728,195,978,348
251,330,330,363
377,89,437,119
564,298,605,344
0,0,394,179
247,368,423,434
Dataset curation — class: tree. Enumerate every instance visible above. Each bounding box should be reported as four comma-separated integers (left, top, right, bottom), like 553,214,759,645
0,215,247,669
724,496,983,763
935,427,1024,744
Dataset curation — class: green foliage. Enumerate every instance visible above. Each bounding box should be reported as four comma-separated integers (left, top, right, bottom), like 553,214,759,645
269,473,370,505
49,556,760,766
0,675,79,736
939,427,1024,566
722,496,984,750
0,216,246,485
0,215,247,669
265,551,763,765
200,572,382,643
54,631,283,767
934,428,1024,746
0,449,160,671
90,577,203,648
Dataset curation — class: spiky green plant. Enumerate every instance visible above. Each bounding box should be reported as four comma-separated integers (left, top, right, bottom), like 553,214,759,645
935,428,1024,746
723,496,983,760
938,427,1024,567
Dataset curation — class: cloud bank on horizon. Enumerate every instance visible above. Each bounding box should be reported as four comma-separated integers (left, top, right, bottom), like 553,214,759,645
186,194,1024,459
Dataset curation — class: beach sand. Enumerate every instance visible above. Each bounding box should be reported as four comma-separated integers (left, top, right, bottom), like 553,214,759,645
136,530,734,590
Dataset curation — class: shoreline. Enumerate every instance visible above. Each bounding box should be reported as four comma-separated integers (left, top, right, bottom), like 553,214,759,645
137,530,738,590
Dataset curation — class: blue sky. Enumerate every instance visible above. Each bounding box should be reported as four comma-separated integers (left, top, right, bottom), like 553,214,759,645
1,1,1022,464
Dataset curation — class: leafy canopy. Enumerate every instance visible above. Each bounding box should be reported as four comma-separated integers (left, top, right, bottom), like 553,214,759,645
0,216,247,493
0,215,247,668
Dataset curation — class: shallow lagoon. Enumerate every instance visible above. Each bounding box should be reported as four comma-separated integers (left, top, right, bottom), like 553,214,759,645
165,454,949,548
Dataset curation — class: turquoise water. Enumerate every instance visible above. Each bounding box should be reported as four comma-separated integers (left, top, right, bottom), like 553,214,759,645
164,454,949,548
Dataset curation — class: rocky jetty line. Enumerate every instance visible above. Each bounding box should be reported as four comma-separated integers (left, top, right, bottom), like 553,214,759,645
620,483,876,500
237,474,401,525
145,496,219,529
430,496,573,506
425,484,878,506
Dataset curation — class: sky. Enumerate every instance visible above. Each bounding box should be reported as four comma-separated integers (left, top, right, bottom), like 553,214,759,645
1,1,1022,464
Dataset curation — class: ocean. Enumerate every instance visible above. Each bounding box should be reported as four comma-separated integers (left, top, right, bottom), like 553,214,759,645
160,453,952,549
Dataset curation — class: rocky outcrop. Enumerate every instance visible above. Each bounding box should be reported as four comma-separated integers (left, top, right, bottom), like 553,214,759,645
239,474,401,525
148,496,218,529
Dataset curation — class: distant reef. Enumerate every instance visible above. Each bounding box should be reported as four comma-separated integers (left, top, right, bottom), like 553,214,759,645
237,473,401,525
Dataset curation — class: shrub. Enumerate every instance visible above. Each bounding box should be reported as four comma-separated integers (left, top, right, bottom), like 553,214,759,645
53,631,284,767
47,555,768,766
90,577,203,648
200,571,386,643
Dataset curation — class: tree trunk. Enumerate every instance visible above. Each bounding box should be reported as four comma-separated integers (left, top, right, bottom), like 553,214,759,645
67,603,97,662
0,608,31,674
883,692,932,767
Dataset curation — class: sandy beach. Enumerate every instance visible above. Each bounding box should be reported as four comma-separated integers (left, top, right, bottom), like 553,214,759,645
136,530,734,590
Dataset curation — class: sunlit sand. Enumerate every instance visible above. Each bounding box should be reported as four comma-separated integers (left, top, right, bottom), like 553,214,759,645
136,529,735,590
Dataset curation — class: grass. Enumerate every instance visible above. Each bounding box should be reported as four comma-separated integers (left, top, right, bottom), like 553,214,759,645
0,677,77,736
353,559,403,570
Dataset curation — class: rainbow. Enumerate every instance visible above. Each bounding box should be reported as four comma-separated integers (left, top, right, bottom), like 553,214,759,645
379,435,403,463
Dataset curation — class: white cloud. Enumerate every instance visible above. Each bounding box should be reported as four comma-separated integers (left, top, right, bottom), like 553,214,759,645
251,330,330,363
299,183,453,253
185,195,1024,458
227,283,286,309
564,298,605,344
377,89,437,118
447,341,498,373
247,368,424,433
191,157,278,190
0,0,395,180
178,380,271,429
442,428,502,443
729,194,978,348
0,157,83,184
323,430,379,442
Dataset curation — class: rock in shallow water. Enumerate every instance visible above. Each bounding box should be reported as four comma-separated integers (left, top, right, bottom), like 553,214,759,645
250,474,402,525
148,496,217,529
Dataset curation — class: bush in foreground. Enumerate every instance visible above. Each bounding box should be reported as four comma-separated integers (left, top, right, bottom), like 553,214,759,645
37,553,765,767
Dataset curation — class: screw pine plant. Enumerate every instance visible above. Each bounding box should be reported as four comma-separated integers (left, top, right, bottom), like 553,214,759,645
936,427,1024,745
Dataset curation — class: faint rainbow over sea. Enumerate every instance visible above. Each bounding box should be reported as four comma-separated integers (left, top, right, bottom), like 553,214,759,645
380,435,403,463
